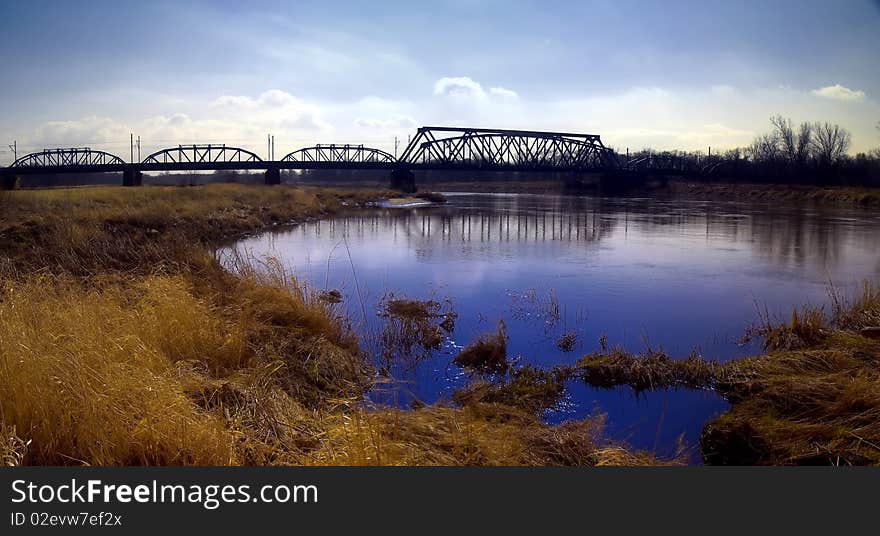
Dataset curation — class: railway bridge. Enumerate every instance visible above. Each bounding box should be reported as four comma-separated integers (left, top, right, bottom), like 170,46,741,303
1,126,624,191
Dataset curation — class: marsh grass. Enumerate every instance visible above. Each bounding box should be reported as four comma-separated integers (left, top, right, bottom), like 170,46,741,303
377,294,457,369
576,281,880,465
0,184,662,466
453,321,509,375
1,425,30,467
741,302,828,351
453,364,572,416
307,404,672,466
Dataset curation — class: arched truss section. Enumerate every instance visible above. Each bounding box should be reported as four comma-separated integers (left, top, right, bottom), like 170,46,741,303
281,144,396,164
398,127,620,171
142,144,262,164
11,147,125,167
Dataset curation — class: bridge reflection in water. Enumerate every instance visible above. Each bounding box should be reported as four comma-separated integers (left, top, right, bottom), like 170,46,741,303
309,208,615,245
226,192,880,457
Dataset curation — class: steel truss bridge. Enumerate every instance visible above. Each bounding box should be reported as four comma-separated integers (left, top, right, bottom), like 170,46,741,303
1,126,626,190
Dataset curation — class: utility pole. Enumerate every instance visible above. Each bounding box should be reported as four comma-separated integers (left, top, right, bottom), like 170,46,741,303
7,141,16,162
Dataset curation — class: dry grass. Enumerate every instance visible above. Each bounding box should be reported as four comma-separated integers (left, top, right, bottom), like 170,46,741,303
0,275,237,465
307,404,671,466
2,425,30,466
453,322,510,375
377,294,457,367
741,304,828,351
575,282,880,465
577,349,727,393
453,364,572,416
672,181,880,207
0,184,659,466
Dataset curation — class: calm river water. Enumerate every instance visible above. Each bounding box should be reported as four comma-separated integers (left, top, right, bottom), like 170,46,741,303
226,192,880,458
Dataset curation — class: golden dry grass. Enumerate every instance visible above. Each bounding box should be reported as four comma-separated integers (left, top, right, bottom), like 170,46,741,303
575,282,880,465
0,184,661,466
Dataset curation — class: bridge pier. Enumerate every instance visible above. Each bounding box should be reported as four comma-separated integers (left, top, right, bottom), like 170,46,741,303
122,168,143,187
1,172,17,190
389,168,416,193
264,167,281,185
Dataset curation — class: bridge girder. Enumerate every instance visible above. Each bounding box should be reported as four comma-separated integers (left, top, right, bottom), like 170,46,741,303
281,144,395,164
398,127,620,171
142,144,262,164
11,147,126,168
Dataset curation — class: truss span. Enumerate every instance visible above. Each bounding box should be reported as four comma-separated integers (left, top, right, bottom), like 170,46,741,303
11,147,126,167
398,127,620,171
142,144,262,164
281,144,395,164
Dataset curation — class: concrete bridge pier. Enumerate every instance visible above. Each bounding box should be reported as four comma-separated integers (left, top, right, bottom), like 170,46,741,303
389,168,416,193
122,167,143,187
264,167,281,185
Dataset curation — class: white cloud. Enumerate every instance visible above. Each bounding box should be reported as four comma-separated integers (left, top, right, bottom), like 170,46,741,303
208,89,334,133
489,87,518,99
810,84,866,102
11,82,879,167
434,76,487,99
33,116,131,147
433,77,520,102
354,115,418,129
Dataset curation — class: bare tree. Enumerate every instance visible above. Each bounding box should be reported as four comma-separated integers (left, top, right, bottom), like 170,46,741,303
812,122,851,164
770,115,796,162
747,132,781,163
795,122,813,164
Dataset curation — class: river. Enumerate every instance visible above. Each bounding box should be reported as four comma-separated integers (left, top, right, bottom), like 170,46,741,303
224,192,880,458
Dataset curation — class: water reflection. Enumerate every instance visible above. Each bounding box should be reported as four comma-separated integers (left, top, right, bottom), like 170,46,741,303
227,193,880,457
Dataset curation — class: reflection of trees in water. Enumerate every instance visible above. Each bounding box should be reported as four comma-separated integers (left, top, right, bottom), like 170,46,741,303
604,199,873,274
296,195,876,274
745,209,875,273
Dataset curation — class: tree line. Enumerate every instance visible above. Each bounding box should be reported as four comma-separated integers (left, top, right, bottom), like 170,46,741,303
619,117,880,187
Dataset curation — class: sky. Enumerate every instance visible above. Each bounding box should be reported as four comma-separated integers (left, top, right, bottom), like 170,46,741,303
1,0,879,164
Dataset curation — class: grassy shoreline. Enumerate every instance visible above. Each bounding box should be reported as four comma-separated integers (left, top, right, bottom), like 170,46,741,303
576,285,880,465
0,184,667,466
667,181,880,207
287,177,880,207
3,184,876,465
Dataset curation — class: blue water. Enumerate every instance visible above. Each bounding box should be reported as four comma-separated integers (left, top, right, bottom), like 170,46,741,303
226,192,880,458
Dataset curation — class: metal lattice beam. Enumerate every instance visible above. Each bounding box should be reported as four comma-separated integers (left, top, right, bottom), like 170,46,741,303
281,144,396,164
11,147,126,167
142,144,262,164
398,127,620,171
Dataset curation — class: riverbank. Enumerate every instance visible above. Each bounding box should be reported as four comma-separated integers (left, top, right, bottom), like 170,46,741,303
667,181,880,208
289,177,880,207
0,184,665,466
576,284,880,465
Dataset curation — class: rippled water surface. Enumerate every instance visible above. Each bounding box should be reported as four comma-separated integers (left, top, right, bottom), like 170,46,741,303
226,192,880,457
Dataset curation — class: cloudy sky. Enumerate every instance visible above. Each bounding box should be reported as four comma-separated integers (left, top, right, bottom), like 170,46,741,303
1,0,879,164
